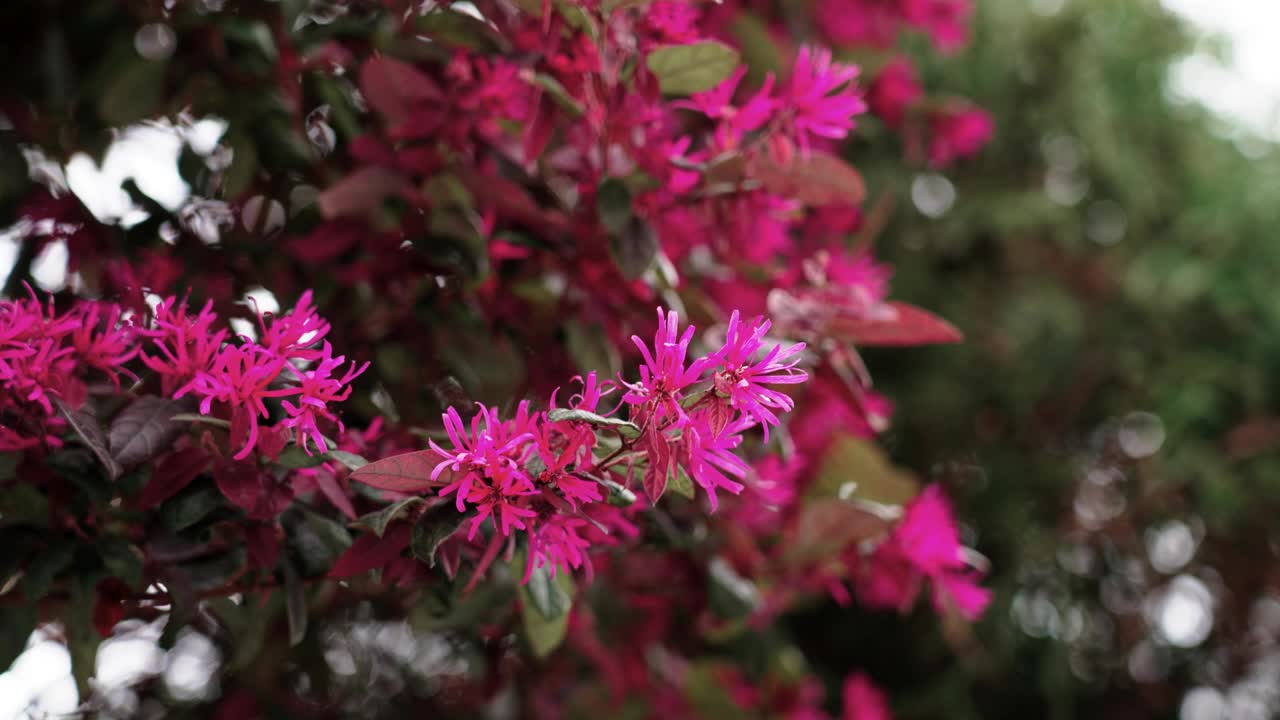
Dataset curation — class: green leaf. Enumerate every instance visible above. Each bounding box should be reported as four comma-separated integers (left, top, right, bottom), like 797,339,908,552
597,177,633,235
599,477,638,507
646,41,741,95
277,443,327,469
547,408,641,438
328,450,368,471
566,321,621,379
208,595,275,670
603,0,653,12
410,503,469,567
729,14,783,83
182,547,248,593
783,498,893,565
0,452,19,481
67,576,102,699
352,497,424,537
670,466,696,500
809,434,919,506
170,413,232,428
23,544,73,601
527,73,585,118
285,507,353,577
515,553,574,658
99,537,146,590
416,8,510,52
97,58,167,126
223,131,258,197
0,484,48,527
0,604,35,671
521,558,572,621
609,216,659,280
161,481,224,532
707,556,760,620
684,661,744,717
283,558,308,647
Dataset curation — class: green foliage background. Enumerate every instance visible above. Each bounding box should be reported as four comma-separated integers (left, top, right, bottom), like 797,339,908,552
804,0,1280,716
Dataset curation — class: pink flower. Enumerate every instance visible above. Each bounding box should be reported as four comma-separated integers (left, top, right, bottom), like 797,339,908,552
674,66,776,145
256,289,331,361
843,673,893,720
524,513,594,581
638,1,704,48
781,47,867,153
928,107,993,167
279,341,369,455
710,310,807,437
68,303,138,388
429,404,535,515
531,418,602,509
622,307,716,426
903,0,973,53
867,59,922,129
459,463,539,538
185,346,290,459
140,298,227,397
856,484,991,620
677,415,750,510
815,0,903,49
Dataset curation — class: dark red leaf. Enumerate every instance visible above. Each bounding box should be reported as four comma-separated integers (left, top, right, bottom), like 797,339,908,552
642,430,672,504
753,151,866,207
350,450,444,493
454,165,569,234
244,523,280,570
359,56,443,125
315,471,357,520
328,523,413,578
108,396,191,468
318,166,411,220
213,459,295,520
830,302,963,346
93,578,131,638
138,448,211,509
287,221,362,264
56,400,121,481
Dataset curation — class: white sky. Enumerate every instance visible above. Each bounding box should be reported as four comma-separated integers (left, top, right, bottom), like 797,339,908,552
1161,0,1280,141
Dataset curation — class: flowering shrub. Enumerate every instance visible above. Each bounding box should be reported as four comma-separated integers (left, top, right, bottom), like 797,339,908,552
0,0,993,716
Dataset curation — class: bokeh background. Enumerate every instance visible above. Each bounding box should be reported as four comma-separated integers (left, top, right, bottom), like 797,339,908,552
3,1,1280,718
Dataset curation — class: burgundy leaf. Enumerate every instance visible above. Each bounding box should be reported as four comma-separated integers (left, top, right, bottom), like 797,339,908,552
109,396,190,468
454,165,569,235
138,448,211,509
244,523,280,570
328,523,413,578
314,471,357,520
642,430,672,504
213,459,294,520
56,400,121,481
287,221,362,264
359,56,443,125
350,450,444,493
753,151,866,207
830,302,963,346
318,166,411,220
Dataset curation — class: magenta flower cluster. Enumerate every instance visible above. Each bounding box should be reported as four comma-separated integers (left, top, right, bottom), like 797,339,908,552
141,291,368,459
0,291,137,450
425,307,807,581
